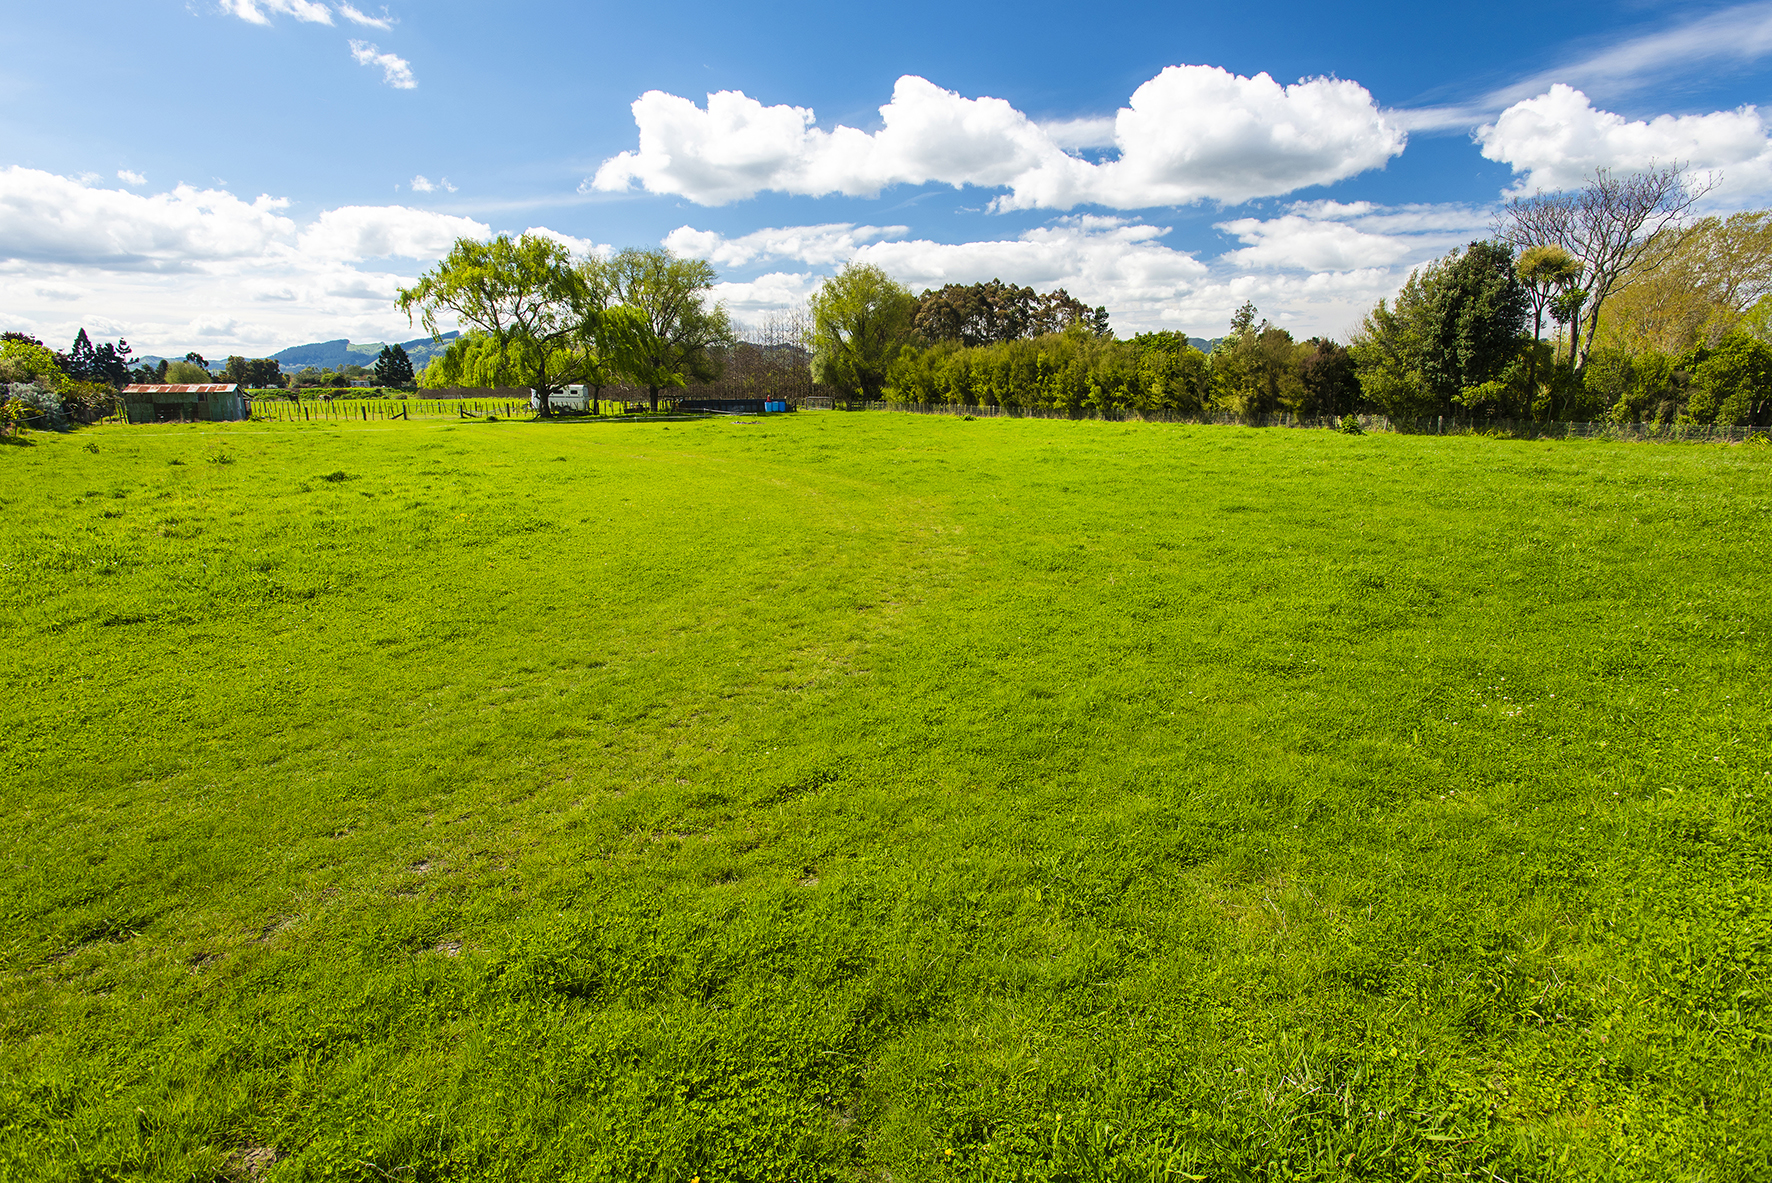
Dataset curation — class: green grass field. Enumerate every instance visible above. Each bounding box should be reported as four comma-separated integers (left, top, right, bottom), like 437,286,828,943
3,412,1769,1182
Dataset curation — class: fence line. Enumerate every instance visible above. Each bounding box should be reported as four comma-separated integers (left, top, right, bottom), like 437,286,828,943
863,402,1769,444
247,397,526,422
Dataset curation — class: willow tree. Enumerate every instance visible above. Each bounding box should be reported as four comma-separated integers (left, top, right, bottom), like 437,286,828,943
810,263,917,404
397,233,590,413
601,248,733,412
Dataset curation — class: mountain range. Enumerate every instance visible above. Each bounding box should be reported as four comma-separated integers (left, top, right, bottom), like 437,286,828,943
135,332,460,372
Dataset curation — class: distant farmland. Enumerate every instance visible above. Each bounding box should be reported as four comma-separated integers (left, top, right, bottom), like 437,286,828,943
3,413,1768,1181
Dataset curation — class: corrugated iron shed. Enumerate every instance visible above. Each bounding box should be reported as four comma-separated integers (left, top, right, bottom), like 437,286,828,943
122,384,248,423
122,384,241,395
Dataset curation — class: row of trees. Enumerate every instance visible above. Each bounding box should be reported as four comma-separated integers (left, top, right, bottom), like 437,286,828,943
805,264,1361,417
913,280,1110,345
799,165,1768,428
1350,168,1772,426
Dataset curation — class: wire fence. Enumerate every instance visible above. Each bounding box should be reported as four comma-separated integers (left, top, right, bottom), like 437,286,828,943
863,402,1771,443
248,397,528,422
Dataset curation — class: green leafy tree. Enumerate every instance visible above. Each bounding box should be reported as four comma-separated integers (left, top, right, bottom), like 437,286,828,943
220,356,285,389
568,257,643,412
373,344,416,388
1424,241,1530,407
0,335,69,393
397,233,591,413
1129,332,1212,412
1686,333,1772,426
164,360,210,384
1351,242,1530,418
1210,306,1302,419
601,248,733,412
1297,338,1361,418
811,263,917,404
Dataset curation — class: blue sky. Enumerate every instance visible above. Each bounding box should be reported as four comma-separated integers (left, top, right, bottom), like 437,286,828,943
4,1,1772,356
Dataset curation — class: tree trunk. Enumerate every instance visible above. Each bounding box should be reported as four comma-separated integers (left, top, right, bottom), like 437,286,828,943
533,358,551,417
648,384,659,413
1527,307,1543,408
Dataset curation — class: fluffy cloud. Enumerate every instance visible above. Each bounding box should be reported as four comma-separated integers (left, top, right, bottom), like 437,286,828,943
297,206,489,261
517,226,611,258
0,166,294,269
1477,85,1772,196
678,200,1495,339
664,223,907,268
1217,201,1490,271
348,40,415,88
677,216,1210,330
999,67,1406,210
408,174,456,193
593,67,1405,210
117,169,147,186
711,272,828,322
0,168,576,356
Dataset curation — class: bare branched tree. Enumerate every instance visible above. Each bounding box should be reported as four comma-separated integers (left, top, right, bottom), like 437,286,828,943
1495,163,1712,368
716,305,817,400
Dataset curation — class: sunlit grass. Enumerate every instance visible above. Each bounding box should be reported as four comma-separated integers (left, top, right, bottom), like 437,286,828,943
2,413,1768,1181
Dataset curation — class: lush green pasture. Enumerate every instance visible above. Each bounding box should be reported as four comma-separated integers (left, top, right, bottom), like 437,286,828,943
2,413,1769,1182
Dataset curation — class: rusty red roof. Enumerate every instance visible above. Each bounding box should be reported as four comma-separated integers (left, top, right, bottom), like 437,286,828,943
122,384,241,394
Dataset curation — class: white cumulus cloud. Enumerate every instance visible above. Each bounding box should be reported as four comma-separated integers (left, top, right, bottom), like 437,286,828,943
117,169,147,186
1477,85,1772,197
519,226,611,258
665,223,908,268
298,205,489,261
408,174,455,193
998,66,1407,210
0,167,586,356
679,216,1211,331
349,39,415,89
0,166,295,269
679,201,1500,340
593,67,1405,210
711,271,828,322
1217,201,1491,271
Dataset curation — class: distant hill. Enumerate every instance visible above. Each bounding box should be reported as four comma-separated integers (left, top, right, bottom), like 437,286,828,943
136,332,460,373
271,332,460,371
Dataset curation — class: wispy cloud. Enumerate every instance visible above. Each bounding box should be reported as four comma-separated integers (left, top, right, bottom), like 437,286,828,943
349,40,416,89
117,170,147,185
337,3,394,30
1380,4,1772,135
409,175,457,193
1488,2,1772,106
219,0,334,26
